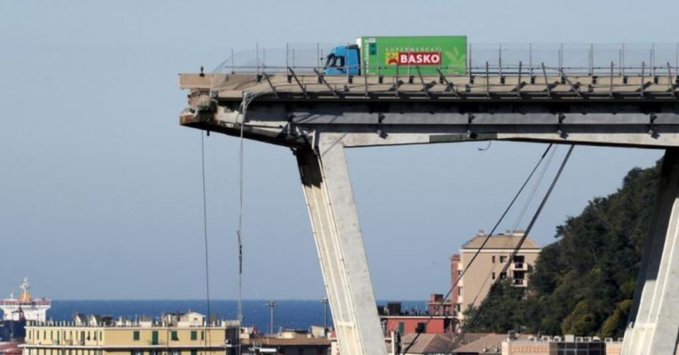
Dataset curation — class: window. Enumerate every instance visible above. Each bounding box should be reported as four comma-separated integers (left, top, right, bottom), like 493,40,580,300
369,43,377,56
324,54,346,69
458,286,462,294
200,331,204,341
513,255,525,263
398,322,405,335
492,272,496,280
491,255,495,263
133,331,140,341
151,331,159,345
131,350,143,355
335,56,345,68
500,255,508,263
416,323,427,333
324,54,335,68
500,272,507,280
191,351,198,355
171,331,179,341
190,331,197,341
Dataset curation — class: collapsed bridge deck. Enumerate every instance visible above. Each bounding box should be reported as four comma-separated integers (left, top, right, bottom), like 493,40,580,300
179,58,679,355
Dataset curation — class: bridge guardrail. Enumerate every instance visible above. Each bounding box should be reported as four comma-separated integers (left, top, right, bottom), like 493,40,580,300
211,43,679,77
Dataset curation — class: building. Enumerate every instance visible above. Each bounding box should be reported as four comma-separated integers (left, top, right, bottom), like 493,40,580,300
427,293,454,318
393,332,622,355
21,312,240,355
502,334,623,355
398,333,457,354
379,302,455,336
241,329,331,355
452,231,541,318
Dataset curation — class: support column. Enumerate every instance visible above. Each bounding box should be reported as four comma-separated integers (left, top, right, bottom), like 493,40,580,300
623,148,679,355
295,134,387,355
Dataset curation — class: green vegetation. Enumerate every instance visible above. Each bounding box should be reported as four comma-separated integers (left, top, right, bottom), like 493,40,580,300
464,162,661,338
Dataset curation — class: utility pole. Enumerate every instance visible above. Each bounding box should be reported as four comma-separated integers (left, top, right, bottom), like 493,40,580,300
321,298,329,329
266,301,277,335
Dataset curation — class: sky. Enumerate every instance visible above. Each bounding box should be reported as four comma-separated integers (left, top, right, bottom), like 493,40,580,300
0,0,676,301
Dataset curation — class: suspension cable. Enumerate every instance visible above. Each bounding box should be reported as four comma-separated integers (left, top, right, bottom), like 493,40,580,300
456,144,575,345
200,132,212,354
461,146,558,308
460,144,557,311
235,106,245,355
511,146,557,233
235,92,261,355
401,143,554,354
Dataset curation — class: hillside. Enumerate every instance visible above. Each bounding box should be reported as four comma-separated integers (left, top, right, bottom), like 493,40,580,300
465,161,661,337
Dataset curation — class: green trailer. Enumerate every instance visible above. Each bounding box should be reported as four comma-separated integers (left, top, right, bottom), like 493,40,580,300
359,36,467,76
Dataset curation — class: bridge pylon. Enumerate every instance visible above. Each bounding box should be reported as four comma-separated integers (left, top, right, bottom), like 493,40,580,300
296,135,387,355
623,148,679,355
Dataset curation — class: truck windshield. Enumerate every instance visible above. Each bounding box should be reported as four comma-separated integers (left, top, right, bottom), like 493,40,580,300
324,54,345,69
324,54,335,68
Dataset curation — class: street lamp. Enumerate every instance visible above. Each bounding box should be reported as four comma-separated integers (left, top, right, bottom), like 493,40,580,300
266,301,278,335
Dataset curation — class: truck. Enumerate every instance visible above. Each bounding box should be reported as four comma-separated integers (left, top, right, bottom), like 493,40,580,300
323,36,467,76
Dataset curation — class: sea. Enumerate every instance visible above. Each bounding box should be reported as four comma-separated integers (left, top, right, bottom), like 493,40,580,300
43,300,426,333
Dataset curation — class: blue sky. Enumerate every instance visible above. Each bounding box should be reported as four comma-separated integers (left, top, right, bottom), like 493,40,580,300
0,0,673,300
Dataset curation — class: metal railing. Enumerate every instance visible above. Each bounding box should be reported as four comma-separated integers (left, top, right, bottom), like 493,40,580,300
211,42,679,77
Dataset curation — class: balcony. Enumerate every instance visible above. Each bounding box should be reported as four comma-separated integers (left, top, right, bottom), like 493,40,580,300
511,262,527,271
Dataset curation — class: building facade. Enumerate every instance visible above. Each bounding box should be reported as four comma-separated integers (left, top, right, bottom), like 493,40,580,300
241,330,331,355
426,293,454,318
21,312,240,355
452,231,541,318
379,302,455,336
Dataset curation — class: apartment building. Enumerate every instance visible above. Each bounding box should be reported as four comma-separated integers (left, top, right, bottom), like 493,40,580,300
22,312,240,355
451,231,541,318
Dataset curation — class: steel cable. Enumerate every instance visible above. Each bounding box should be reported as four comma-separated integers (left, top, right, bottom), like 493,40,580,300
401,143,554,354
454,145,574,347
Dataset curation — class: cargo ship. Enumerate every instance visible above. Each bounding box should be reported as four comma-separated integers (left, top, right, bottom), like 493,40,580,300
0,278,51,355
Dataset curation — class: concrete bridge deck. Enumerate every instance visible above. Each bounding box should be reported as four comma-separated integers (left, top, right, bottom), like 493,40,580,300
182,71,679,101
181,72,679,150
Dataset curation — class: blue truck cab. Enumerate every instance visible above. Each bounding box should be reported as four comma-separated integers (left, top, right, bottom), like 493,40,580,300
324,44,361,76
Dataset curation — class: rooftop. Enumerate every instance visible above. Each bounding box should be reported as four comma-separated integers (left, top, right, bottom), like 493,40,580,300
26,312,239,329
400,333,456,354
462,232,540,250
